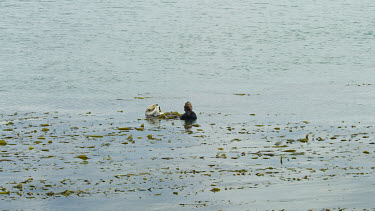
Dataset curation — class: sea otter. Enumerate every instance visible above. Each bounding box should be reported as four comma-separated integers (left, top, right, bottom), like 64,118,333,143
145,104,164,117
180,101,197,121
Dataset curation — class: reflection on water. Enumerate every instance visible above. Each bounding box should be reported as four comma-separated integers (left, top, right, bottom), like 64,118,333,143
183,121,193,131
145,117,162,126
183,120,197,132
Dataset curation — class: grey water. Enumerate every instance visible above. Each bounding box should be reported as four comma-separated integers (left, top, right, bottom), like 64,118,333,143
1,0,374,120
1,0,375,210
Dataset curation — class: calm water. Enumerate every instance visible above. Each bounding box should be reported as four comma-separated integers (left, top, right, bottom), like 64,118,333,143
1,0,375,210
1,0,375,119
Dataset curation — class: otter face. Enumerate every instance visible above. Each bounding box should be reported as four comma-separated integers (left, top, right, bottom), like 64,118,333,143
145,104,164,117
184,101,192,112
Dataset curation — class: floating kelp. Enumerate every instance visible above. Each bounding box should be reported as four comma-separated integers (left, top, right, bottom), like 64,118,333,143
134,96,150,99
157,111,182,120
75,155,88,160
126,135,133,142
0,110,374,210
88,135,104,138
118,127,132,131
210,188,220,192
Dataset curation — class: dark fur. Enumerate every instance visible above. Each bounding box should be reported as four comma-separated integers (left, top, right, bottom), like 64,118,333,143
180,102,197,121
180,111,197,121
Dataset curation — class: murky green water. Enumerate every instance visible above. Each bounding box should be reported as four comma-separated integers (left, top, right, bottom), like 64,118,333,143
1,0,375,210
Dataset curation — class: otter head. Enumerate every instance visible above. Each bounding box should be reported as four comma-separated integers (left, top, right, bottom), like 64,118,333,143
145,104,164,117
184,101,193,112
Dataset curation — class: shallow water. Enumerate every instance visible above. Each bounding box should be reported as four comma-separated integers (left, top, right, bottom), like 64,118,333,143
1,0,375,210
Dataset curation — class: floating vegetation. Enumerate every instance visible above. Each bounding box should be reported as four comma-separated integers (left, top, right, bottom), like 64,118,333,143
210,188,220,192
0,140,7,146
88,135,104,138
75,155,88,160
147,135,154,140
0,191,10,195
156,111,181,120
118,127,132,130
134,97,150,99
126,134,133,142
0,111,374,210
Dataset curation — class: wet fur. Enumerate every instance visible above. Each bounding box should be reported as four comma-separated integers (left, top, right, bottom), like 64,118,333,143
145,104,164,117
180,102,197,121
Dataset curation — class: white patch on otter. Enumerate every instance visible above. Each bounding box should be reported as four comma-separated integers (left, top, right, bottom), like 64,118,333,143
145,104,164,117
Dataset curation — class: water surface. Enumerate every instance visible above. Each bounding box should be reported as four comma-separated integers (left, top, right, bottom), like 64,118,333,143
1,0,375,210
